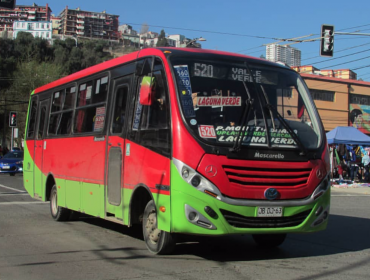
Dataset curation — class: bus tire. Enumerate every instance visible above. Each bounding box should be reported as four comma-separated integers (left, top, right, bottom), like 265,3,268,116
252,233,287,248
9,173,15,176
142,200,175,255
50,185,71,221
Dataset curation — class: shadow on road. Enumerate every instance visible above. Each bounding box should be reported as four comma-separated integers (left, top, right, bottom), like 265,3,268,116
75,213,370,261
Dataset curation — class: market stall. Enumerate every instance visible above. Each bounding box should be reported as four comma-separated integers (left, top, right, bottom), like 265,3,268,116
326,126,370,188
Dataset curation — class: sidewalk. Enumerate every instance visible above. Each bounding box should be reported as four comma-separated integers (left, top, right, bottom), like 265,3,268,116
331,181,370,195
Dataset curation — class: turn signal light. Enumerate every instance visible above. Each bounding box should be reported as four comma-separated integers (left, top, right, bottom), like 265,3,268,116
159,206,166,212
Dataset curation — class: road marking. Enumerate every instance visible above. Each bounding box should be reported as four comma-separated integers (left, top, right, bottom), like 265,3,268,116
0,201,48,205
0,193,28,196
0,184,25,193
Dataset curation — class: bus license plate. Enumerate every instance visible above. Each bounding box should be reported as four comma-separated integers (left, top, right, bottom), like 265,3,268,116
257,207,283,217
2,166,10,169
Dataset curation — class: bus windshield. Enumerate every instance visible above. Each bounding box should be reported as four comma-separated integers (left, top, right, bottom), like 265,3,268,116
171,58,322,150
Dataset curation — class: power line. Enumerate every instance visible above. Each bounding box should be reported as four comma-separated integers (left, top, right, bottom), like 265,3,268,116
306,48,370,66
122,22,280,40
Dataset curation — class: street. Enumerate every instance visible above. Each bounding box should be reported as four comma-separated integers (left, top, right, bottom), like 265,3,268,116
0,174,370,280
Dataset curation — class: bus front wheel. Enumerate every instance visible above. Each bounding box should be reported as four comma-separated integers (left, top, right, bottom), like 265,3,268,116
252,233,287,248
50,185,71,221
142,200,175,255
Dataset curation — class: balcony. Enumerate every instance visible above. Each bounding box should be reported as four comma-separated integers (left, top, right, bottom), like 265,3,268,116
28,10,36,14
76,30,84,35
77,25,84,29
28,15,36,20
77,19,84,24
77,14,85,18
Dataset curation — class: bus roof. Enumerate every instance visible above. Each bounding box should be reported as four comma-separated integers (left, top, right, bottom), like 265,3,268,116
34,47,287,94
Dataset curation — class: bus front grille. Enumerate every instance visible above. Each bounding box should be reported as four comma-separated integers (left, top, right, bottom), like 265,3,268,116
223,165,312,187
220,209,312,228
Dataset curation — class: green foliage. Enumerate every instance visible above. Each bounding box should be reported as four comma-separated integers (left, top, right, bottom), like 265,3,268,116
156,29,168,47
0,34,114,147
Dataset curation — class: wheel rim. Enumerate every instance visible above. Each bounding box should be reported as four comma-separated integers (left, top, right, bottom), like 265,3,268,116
145,211,161,244
51,188,58,216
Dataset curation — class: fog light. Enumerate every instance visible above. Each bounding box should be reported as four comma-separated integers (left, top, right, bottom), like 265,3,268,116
191,176,201,187
188,211,197,221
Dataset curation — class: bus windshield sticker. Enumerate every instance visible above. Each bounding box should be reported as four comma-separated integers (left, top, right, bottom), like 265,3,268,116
198,125,216,139
174,65,196,118
86,86,92,99
101,76,108,84
71,87,76,93
93,106,105,131
215,125,298,146
190,119,197,125
54,92,59,98
197,96,242,107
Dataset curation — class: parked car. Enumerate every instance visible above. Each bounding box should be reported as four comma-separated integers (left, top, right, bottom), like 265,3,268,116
0,151,23,176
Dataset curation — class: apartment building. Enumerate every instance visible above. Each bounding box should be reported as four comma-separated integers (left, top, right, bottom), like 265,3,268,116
59,6,119,40
0,3,51,32
50,15,61,34
266,43,301,66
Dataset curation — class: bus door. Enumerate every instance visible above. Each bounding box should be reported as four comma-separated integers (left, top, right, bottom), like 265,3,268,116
34,98,50,199
105,75,132,219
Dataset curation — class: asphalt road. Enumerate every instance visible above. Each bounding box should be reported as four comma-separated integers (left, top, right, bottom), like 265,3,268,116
1,174,370,280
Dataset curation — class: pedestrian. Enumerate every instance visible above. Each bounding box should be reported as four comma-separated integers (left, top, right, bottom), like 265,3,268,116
362,151,370,182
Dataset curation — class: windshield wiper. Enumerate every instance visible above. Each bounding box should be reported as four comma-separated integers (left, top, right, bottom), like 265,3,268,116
260,86,308,156
260,85,276,130
230,97,254,153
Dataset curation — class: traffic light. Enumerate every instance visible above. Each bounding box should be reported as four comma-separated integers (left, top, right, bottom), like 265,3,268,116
320,24,334,57
9,111,17,127
0,0,16,9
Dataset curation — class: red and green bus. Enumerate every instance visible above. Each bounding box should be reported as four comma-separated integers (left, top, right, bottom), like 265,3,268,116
24,47,330,254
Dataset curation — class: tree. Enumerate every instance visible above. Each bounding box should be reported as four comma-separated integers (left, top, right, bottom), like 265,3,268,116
140,23,149,34
156,30,168,47
5,61,64,147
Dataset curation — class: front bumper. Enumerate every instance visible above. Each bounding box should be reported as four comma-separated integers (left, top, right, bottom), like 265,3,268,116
0,165,23,174
170,168,330,235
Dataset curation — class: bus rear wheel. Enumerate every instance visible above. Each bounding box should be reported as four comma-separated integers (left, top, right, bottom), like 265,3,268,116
252,233,287,248
142,200,175,255
50,185,71,221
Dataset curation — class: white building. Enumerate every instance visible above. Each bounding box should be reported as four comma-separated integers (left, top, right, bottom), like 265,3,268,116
266,44,301,67
167,34,186,47
13,20,52,42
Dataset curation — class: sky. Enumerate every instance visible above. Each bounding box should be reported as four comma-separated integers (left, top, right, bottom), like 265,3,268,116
18,0,370,81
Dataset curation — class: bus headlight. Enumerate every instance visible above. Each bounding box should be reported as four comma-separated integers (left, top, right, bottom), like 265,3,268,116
175,158,222,200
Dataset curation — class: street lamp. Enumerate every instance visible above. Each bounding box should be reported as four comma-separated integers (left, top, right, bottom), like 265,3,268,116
185,37,206,48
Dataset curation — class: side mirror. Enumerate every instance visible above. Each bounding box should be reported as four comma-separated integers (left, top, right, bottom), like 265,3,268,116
139,76,155,106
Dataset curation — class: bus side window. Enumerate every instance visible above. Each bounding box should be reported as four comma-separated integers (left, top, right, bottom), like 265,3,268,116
132,58,171,157
74,77,108,134
27,99,38,139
